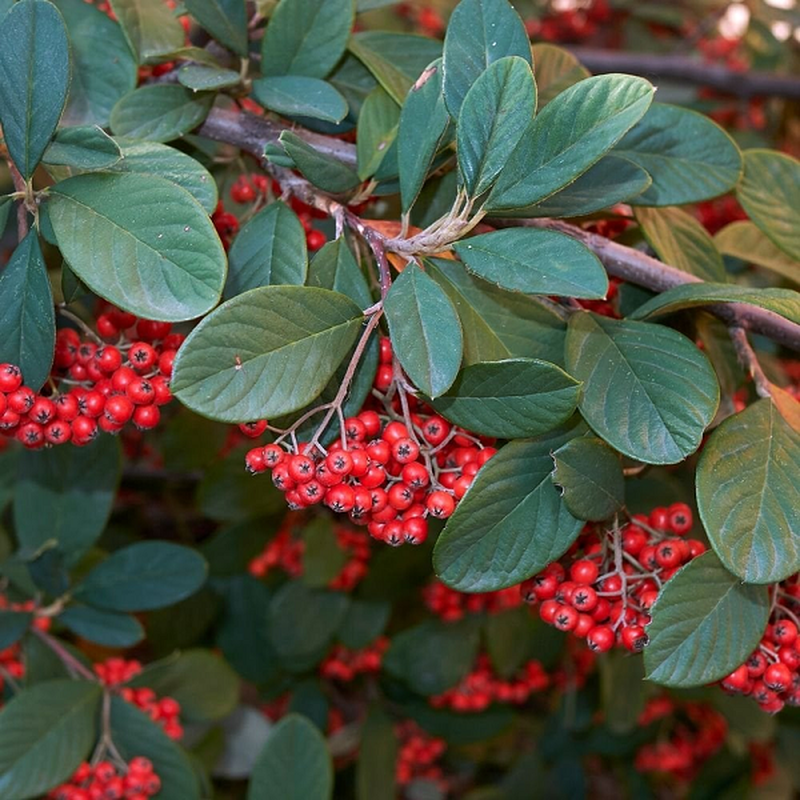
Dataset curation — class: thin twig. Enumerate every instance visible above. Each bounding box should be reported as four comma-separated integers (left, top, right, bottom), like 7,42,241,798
729,327,774,399
33,629,97,682
8,161,28,241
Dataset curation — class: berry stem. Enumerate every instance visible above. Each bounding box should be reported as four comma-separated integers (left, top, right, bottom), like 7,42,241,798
57,306,104,345
33,628,97,682
729,326,774,399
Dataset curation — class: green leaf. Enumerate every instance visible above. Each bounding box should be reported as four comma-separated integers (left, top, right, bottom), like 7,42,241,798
433,427,584,592
384,263,463,397
615,103,743,206
55,0,137,127
441,0,531,117
453,228,608,299
0,612,32,651
356,707,397,800
109,0,185,61
226,202,307,299
74,541,208,611
248,714,333,800
635,206,726,282
457,56,535,197
0,233,55,391
697,399,800,583
178,64,241,91
644,551,770,687
302,518,348,588
487,74,654,211
0,0,70,178
384,618,480,695
629,283,800,326
338,600,391,650
565,313,719,464
530,43,590,106
14,435,121,561
599,649,646,734
253,76,348,123
736,149,800,261
59,605,144,647
278,131,361,193
356,87,400,179
348,31,442,105
551,437,624,521
109,138,218,214
172,286,363,421
43,125,121,170
715,221,800,286
184,0,247,57
261,0,354,78
48,172,226,321
0,197,12,234
398,59,450,213
110,696,201,800
430,358,580,438
484,607,536,678
110,84,213,142
0,680,101,800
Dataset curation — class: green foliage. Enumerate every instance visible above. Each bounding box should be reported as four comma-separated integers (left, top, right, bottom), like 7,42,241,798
108,0,184,61
356,707,397,800
184,0,247,57
59,606,145,647
253,76,349,124
44,126,122,170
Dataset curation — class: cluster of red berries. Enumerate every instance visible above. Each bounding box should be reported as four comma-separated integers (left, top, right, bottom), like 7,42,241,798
430,654,549,712
423,580,522,622
243,338,495,547
47,758,160,800
395,720,448,789
520,504,705,654
320,637,389,682
94,658,183,740
526,0,613,43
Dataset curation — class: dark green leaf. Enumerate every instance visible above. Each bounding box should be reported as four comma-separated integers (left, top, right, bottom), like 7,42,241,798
696,399,800,583
248,714,333,800
454,228,608,298
301,517,348,588
74,541,208,611
184,0,247,56
110,85,213,142
484,607,536,678
615,103,743,206
0,0,70,178
430,358,580,438
14,435,120,561
433,427,584,592
565,313,719,464
0,680,101,800
55,0,136,127
0,197,12,234
178,64,240,91
551,437,624,521
356,87,400,179
356,707,397,800
715,221,800,286
253,76,348,123
44,126,121,170
487,74,654,211
226,202,307,299
278,131,361,193
457,56,535,197
171,286,363,421
338,600,391,649
329,54,378,117
599,649,645,734
384,263,463,397
629,283,800,326
404,701,514,745
441,0,531,117
109,0,185,61
0,232,55,391
48,173,226,321
0,612,32,651
288,681,329,731
531,43,589,106
59,605,144,647
644,551,770,687
736,149,800,261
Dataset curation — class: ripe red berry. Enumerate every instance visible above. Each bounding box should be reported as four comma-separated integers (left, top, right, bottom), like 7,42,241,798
0,363,23,393
621,625,648,653
569,559,599,585
288,454,315,483
239,420,268,438
306,229,326,251
128,341,157,371
764,662,792,693
587,625,615,653
8,387,35,414
105,394,134,424
132,404,160,430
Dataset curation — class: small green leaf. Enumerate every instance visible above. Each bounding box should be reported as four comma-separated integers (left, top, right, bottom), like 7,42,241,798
616,103,742,206
441,0,531,117
278,131,361,193
715,221,800,286
457,56,535,197
453,228,608,298
484,607,537,678
0,680,101,800
43,126,122,170
697,399,800,583
302,518,348,588
226,202,307,299
184,0,247,57
551,437,624,521
74,541,209,611
0,0,70,178
565,313,719,464
356,707,397,800
178,64,241,91
635,206,726,282
110,84,213,142
253,76,348,123
531,43,589,106
248,714,333,800
0,612,32,651
430,358,580,439
356,87,400,180
644,551,770,687
48,172,227,321
338,600,390,650
59,606,144,647
109,0,185,61
736,149,800,261
433,427,584,592
0,232,55,391
384,264,463,397
0,197,12,234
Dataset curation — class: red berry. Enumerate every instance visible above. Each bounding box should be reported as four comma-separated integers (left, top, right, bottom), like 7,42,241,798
306,229,326,251
126,377,155,405
128,342,157,372
0,364,22,393
8,387,35,414
105,394,134,424
132,404,160,430
29,397,56,425
668,502,693,535
552,604,579,632
288,454,316,483
764,662,792,693
569,559,599,585
621,625,648,653
587,625,615,653
238,420,268,438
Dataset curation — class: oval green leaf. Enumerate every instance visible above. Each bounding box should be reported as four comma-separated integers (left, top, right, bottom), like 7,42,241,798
43,126,122,170
184,0,247,57
0,612,33,651
253,76,348,123
531,43,590,106
178,64,241,91
109,0,185,61
59,605,145,647
715,221,800,286
278,131,361,193
356,87,400,180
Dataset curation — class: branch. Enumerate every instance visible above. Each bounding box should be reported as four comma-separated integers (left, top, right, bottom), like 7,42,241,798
729,326,773,398
8,161,28,241
566,47,800,100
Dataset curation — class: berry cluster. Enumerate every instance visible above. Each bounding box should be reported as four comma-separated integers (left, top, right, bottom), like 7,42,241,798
423,580,522,622
47,758,160,800
520,504,705,653
94,658,183,740
320,637,389,682
244,337,496,547
526,0,613,43
429,654,549,712
395,720,448,790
